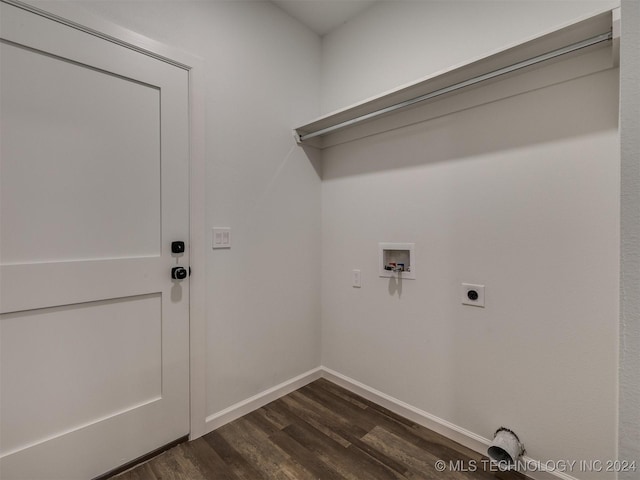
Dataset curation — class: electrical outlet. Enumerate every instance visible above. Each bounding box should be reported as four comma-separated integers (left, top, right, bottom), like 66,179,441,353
462,283,485,307
352,269,361,288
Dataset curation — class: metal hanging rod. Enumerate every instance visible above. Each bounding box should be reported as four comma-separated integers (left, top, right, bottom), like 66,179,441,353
298,31,612,143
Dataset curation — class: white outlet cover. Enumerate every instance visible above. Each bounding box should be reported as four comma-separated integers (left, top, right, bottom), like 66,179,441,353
462,283,485,307
352,269,361,288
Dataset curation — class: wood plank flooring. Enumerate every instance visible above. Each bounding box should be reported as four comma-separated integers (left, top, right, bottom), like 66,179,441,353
113,378,531,480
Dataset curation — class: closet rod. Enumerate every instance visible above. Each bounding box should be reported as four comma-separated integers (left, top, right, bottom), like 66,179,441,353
298,31,612,142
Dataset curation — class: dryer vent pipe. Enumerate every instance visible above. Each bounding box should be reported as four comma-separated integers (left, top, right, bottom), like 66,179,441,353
487,427,525,468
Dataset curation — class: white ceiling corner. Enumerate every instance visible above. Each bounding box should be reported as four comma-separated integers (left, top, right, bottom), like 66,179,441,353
271,0,379,36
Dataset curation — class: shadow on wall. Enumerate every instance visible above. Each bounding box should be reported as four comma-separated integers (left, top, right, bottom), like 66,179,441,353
320,68,619,180
302,143,322,179
388,275,402,298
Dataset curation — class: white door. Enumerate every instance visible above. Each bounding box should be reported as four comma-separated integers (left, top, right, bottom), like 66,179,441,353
0,2,190,478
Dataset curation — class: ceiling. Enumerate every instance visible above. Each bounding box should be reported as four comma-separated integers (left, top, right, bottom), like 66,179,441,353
271,0,379,36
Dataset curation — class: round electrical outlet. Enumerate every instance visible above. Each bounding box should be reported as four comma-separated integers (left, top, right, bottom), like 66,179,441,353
461,283,485,307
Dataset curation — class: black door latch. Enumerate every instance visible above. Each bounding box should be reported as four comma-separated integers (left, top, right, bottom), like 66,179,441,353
171,266,188,280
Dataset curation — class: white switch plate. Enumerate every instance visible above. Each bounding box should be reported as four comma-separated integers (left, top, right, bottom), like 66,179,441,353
462,283,485,307
352,269,361,288
212,227,231,249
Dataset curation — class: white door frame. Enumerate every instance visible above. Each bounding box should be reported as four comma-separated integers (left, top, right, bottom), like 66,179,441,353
5,0,208,441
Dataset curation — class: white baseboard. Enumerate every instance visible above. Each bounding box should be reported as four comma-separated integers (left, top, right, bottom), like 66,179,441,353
203,365,577,480
319,368,491,454
204,367,322,433
319,367,578,480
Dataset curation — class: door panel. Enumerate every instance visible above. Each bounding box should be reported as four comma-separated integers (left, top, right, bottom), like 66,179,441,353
1,42,161,264
1,294,162,453
0,2,190,478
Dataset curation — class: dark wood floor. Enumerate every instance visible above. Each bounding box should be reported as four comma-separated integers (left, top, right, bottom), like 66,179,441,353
114,378,530,479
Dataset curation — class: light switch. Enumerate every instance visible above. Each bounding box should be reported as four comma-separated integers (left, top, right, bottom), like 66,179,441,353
212,228,231,249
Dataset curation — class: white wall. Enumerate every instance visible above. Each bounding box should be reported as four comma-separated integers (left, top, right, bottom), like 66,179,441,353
321,0,619,114
48,0,323,419
619,0,640,478
320,2,620,478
